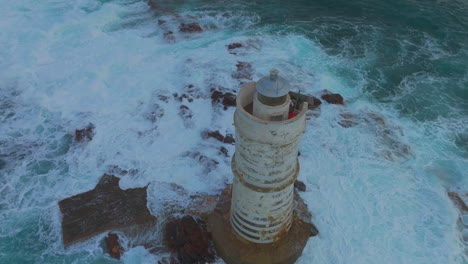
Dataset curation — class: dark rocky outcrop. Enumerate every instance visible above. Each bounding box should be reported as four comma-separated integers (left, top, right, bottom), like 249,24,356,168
289,91,322,110
105,232,124,259
294,180,306,192
227,43,243,55
164,215,216,264
218,147,229,157
75,123,95,142
58,174,156,246
227,43,242,50
321,91,344,105
210,90,236,110
448,192,468,212
202,130,235,144
179,23,203,33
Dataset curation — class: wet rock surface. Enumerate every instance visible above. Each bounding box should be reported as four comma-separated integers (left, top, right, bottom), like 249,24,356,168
189,151,219,173
227,43,243,54
58,174,156,246
75,123,95,142
105,232,124,259
202,130,235,144
179,105,194,128
210,89,236,110
294,180,307,192
144,103,165,123
179,23,203,33
321,91,344,105
232,61,253,81
218,146,229,157
448,192,468,212
164,215,216,264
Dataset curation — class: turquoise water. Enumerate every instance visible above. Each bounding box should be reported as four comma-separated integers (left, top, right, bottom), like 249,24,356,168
0,0,467,263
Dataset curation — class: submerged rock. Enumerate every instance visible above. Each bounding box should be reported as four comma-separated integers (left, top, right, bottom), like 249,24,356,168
179,105,194,128
227,43,243,50
232,61,253,80
179,23,203,33
75,123,95,142
105,232,124,259
227,43,243,55
218,146,229,157
164,215,216,264
189,151,219,173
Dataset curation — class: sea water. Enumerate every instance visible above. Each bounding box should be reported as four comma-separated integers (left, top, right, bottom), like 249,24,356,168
0,0,467,263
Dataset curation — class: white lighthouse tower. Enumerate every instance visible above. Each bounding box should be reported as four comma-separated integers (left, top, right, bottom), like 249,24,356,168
230,69,305,243
208,69,315,264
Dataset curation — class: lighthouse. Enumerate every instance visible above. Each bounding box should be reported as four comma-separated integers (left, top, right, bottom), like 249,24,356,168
208,69,315,264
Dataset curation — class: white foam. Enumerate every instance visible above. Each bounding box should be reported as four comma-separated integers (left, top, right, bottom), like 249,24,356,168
0,0,466,263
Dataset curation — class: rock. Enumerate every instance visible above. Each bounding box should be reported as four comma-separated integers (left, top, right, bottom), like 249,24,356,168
179,105,192,119
173,93,194,103
227,43,243,54
105,233,124,259
294,180,306,192
158,94,170,103
210,90,236,109
164,215,216,264
289,91,322,110
321,91,344,105
448,192,468,212
179,23,203,33
58,174,157,246
203,130,224,142
185,194,220,219
147,0,158,9
144,103,164,123
309,223,319,237
179,105,194,128
232,61,253,80
202,130,235,144
219,146,228,157
338,112,359,128
164,31,175,43
221,93,236,109
107,165,138,177
75,123,95,142
227,43,243,50
223,134,235,144
190,152,219,173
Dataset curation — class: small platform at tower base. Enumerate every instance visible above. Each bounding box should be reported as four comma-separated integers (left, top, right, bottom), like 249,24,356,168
207,186,317,264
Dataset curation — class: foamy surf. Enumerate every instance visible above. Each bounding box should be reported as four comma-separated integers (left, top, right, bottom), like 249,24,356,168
0,0,467,263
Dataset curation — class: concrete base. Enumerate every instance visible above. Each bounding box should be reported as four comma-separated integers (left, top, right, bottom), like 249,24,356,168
207,186,316,264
